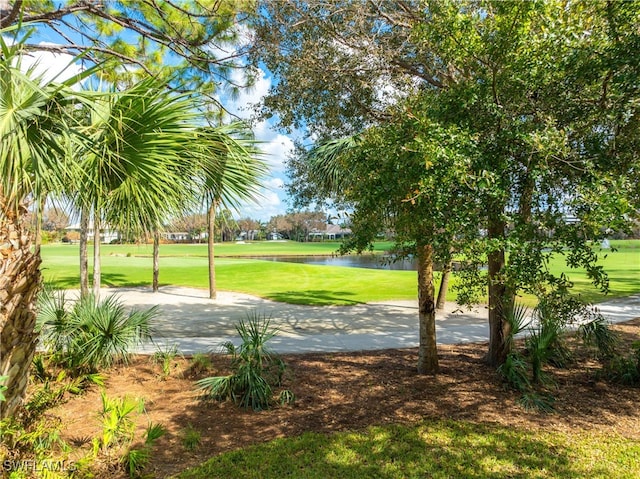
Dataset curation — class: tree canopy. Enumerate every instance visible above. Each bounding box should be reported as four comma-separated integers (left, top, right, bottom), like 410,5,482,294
254,0,640,365
1,0,257,108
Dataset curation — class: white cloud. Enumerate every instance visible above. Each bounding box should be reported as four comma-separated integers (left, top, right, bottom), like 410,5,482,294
220,66,296,220
237,178,286,220
261,134,294,174
19,42,84,84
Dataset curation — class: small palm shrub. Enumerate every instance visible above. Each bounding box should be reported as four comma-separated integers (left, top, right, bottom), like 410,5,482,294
152,343,182,378
579,316,620,359
197,312,293,411
38,291,157,375
183,353,213,379
180,424,202,451
499,293,627,411
602,341,640,386
122,422,166,478
78,393,165,478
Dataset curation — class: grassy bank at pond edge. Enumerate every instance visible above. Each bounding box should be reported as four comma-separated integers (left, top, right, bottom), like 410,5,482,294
40,240,640,306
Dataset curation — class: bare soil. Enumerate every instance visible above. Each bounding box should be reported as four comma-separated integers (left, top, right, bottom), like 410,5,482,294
37,318,640,478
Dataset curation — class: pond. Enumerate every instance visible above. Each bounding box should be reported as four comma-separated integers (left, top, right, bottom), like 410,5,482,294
243,255,418,271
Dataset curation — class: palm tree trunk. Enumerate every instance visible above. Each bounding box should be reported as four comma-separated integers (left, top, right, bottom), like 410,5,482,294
153,230,160,292
92,212,101,297
80,208,89,297
207,201,217,299
416,241,439,375
34,196,45,256
0,205,42,418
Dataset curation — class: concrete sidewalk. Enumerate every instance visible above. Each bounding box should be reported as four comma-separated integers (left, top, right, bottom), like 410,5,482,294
95,286,640,355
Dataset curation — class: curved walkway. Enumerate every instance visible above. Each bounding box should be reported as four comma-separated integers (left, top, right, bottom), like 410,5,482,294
96,286,640,355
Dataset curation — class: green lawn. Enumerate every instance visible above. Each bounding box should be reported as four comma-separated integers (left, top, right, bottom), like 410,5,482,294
40,242,416,305
175,420,640,479
40,240,640,306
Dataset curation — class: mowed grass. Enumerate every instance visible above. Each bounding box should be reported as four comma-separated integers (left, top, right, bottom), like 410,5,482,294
176,420,640,479
40,240,640,306
40,242,416,305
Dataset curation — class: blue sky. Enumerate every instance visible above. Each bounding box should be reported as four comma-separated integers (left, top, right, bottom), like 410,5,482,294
15,24,295,222
219,65,295,220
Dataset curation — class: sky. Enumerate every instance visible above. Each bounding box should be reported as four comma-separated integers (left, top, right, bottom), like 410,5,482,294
13,30,295,222
221,66,296,221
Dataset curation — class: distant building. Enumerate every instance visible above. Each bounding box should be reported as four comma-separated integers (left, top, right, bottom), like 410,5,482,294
65,223,120,243
308,224,352,241
161,231,190,242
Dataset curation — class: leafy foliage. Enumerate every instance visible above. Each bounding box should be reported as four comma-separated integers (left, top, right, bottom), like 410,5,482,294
152,343,183,379
180,424,202,452
122,422,167,478
38,291,156,374
0,375,7,403
497,296,624,411
197,312,292,411
1,1,257,105
602,342,640,386
96,392,144,453
252,0,640,367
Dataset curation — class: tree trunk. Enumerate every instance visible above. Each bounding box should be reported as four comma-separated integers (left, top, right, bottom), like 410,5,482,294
0,205,42,419
486,211,513,367
92,213,101,297
34,196,45,256
153,230,160,292
416,242,439,375
79,208,89,297
436,261,452,310
207,201,217,300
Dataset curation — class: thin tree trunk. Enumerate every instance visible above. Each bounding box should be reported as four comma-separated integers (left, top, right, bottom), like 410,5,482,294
486,210,513,367
0,205,42,418
416,242,439,375
92,213,101,297
34,196,45,256
79,208,89,297
207,201,217,300
436,261,452,310
153,230,160,292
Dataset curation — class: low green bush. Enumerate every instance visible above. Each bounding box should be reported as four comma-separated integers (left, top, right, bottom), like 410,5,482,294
197,312,293,411
37,290,157,375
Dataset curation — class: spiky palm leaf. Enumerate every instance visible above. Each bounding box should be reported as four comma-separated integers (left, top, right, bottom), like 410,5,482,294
75,79,202,236
195,123,268,209
0,31,96,418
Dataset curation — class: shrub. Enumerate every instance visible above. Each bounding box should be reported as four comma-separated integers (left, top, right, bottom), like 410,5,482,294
122,422,166,478
499,293,632,411
180,424,202,451
603,342,640,386
197,312,292,411
152,343,182,378
579,316,620,359
183,353,213,379
38,291,157,374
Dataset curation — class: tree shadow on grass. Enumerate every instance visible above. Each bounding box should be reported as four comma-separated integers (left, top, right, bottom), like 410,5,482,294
265,290,361,306
42,273,148,289
175,420,583,479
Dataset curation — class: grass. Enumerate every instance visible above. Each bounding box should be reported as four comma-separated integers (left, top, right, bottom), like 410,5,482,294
40,244,416,305
175,420,640,479
40,240,640,306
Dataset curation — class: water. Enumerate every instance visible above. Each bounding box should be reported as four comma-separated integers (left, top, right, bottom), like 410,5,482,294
243,254,418,271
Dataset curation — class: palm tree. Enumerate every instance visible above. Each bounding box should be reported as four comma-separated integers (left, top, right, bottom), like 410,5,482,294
74,79,201,295
193,124,267,299
0,35,91,417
